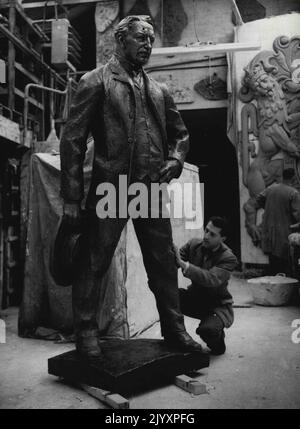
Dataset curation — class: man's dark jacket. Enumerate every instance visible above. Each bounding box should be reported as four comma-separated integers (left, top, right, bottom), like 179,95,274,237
60,55,189,209
180,238,238,327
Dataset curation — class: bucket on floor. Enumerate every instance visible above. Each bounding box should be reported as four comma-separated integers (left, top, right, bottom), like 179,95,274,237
247,274,299,306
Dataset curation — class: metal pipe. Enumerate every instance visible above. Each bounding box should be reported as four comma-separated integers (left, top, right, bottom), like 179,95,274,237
231,0,243,26
23,83,68,147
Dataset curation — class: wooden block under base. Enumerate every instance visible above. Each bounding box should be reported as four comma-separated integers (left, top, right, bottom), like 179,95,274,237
81,384,129,409
175,374,208,395
48,339,209,396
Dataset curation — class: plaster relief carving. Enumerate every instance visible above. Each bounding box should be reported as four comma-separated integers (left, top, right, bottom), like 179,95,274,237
194,73,227,101
95,1,119,33
127,0,152,19
95,1,119,65
155,0,188,47
147,0,161,19
155,73,194,104
240,36,300,246
123,0,187,47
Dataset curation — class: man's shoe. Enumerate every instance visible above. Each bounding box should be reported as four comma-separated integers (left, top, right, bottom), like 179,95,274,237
76,331,102,359
208,332,226,356
164,331,203,352
196,327,226,356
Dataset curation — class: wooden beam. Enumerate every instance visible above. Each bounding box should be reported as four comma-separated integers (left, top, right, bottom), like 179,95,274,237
14,88,44,110
8,3,16,111
0,59,6,84
0,224,3,311
80,384,130,409
146,43,261,71
0,174,3,311
0,115,21,144
23,0,101,8
11,0,49,41
0,23,66,87
175,375,208,395
0,87,44,110
15,62,42,85
231,0,244,25
151,42,260,57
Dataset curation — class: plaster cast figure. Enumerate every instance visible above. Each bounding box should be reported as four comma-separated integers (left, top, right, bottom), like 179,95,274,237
247,168,300,275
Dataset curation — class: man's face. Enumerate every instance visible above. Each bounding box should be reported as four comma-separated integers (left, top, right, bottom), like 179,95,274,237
203,221,225,250
121,21,155,67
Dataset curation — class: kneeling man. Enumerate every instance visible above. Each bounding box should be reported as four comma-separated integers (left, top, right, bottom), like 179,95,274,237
174,217,237,355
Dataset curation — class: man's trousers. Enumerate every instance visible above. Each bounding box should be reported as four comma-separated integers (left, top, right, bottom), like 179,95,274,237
179,287,234,346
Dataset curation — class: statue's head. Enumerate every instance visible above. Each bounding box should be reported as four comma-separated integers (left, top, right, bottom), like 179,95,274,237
114,15,155,67
240,52,279,102
244,63,276,96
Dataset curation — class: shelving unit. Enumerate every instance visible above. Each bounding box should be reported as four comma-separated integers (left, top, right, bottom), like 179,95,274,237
0,0,68,139
0,1,72,308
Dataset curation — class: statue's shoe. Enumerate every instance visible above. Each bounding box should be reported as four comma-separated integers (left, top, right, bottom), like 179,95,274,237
164,331,203,353
76,331,102,359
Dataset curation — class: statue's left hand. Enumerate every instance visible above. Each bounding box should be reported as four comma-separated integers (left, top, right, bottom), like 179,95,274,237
159,159,181,183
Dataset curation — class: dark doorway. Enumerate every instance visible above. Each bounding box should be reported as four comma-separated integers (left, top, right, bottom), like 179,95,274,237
181,108,240,258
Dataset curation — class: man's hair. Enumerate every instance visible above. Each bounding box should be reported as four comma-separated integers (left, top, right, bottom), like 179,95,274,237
114,15,153,42
209,216,228,237
282,168,294,181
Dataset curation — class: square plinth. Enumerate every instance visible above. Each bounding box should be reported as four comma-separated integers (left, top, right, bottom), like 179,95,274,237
48,339,209,395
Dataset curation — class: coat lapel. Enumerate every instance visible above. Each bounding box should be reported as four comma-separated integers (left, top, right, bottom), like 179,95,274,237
143,72,167,143
108,56,134,88
108,56,167,145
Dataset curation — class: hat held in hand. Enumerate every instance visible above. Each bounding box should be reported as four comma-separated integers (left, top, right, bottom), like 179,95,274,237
50,217,84,286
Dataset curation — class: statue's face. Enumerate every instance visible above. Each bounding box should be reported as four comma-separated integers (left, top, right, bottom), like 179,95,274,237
254,73,275,96
121,21,155,66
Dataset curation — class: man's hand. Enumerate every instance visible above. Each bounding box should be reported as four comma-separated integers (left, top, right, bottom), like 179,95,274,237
173,244,189,271
63,202,81,227
159,159,181,183
179,247,188,262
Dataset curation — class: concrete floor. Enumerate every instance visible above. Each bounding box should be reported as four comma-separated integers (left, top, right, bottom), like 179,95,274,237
0,276,300,409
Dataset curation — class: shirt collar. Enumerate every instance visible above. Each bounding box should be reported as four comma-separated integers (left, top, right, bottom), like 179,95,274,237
202,241,227,256
114,54,143,79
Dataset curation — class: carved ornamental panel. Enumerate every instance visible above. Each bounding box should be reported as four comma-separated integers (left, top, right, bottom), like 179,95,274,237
239,35,300,246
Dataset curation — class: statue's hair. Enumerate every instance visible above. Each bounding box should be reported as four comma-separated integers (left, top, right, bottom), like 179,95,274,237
114,15,153,42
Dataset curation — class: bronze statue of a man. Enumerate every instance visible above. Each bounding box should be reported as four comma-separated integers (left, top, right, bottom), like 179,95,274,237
60,15,202,358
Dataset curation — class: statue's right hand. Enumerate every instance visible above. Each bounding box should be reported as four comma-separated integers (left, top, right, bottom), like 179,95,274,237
63,202,81,227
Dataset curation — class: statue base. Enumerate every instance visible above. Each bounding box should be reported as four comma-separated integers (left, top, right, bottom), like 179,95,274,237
48,339,209,395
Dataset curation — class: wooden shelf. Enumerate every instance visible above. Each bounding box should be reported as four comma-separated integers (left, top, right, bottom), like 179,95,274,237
0,0,49,42
14,88,44,110
0,23,66,87
7,235,18,243
0,114,21,144
0,87,44,110
15,62,42,85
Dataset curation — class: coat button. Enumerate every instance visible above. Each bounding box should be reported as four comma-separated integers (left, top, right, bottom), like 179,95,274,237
128,137,133,144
